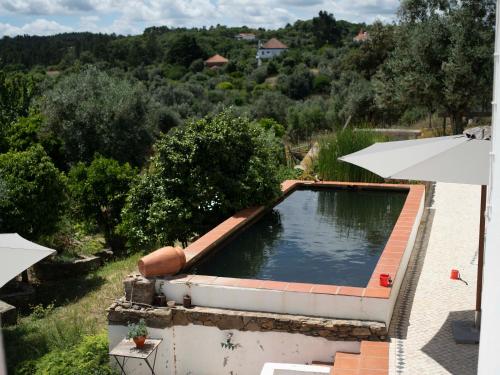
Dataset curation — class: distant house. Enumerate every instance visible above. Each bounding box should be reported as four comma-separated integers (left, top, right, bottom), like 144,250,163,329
353,30,369,43
204,54,229,68
256,38,288,61
235,33,256,41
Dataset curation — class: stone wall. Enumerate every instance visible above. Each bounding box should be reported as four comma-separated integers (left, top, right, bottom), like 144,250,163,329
107,299,387,341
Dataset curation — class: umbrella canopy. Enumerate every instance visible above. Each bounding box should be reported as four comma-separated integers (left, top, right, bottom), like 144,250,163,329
339,126,491,329
339,129,491,185
0,233,56,287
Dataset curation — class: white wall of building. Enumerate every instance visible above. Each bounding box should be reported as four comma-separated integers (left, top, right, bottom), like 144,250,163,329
256,49,286,59
159,280,388,323
478,0,500,372
108,324,358,375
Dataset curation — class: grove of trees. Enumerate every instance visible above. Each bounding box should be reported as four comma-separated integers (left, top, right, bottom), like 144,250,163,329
0,3,494,257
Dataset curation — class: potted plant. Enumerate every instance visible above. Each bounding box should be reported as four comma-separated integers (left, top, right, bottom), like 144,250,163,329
126,319,148,348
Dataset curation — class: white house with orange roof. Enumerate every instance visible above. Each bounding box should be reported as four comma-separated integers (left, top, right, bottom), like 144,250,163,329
256,38,288,61
235,32,256,41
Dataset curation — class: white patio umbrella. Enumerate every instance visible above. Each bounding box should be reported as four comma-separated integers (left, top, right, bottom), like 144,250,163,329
338,128,490,185
339,126,491,333
0,233,56,288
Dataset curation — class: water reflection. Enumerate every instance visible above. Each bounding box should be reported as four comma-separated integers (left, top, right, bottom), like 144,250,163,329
192,210,283,278
191,188,406,287
316,189,406,256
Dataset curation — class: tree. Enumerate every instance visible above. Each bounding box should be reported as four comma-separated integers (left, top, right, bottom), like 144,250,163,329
442,0,495,131
252,91,292,124
343,21,395,79
41,66,155,167
0,145,65,239
375,0,494,133
166,35,205,67
68,156,136,251
278,64,314,100
0,71,40,152
120,110,282,248
286,98,330,141
312,11,341,47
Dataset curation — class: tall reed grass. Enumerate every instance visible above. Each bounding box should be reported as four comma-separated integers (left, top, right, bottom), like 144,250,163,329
317,130,386,182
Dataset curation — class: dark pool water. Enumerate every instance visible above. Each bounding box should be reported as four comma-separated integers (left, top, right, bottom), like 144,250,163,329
191,188,407,287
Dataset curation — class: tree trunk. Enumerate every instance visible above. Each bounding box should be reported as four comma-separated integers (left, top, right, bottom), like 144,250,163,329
428,112,433,128
442,116,447,136
450,112,464,135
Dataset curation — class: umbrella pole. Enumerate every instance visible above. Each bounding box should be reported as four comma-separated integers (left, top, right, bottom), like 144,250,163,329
476,184,487,328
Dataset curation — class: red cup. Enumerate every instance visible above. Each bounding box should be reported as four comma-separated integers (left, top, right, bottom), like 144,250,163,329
380,273,392,287
450,269,460,280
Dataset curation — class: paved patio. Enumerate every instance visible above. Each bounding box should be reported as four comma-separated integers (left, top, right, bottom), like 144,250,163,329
389,182,480,375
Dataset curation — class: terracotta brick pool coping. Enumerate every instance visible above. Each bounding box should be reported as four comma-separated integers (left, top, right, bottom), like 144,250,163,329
178,180,425,300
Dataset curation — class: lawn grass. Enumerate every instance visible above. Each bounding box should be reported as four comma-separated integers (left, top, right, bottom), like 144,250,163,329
2,252,143,374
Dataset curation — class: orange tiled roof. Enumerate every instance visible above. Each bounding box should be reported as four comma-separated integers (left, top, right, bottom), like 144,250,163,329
354,30,369,42
205,54,229,63
261,38,288,49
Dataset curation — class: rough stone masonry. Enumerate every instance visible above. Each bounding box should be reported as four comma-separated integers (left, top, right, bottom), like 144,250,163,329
107,299,388,342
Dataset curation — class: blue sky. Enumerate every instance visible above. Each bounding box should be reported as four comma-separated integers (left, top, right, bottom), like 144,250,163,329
0,0,399,37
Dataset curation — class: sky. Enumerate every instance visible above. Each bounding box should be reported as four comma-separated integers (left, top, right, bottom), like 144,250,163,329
0,0,400,37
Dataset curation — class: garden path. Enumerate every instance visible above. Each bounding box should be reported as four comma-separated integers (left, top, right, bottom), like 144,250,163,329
389,182,480,375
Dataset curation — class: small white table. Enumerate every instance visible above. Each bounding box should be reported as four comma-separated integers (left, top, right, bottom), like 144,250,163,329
109,338,162,375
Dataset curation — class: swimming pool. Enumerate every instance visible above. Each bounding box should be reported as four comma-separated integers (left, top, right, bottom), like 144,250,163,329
158,180,425,324
190,187,406,287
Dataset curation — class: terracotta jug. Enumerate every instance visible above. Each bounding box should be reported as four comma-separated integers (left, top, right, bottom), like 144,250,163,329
138,247,186,277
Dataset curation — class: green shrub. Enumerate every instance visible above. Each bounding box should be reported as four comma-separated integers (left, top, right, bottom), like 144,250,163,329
256,118,286,138
216,81,234,90
26,333,115,375
278,64,314,100
251,65,268,84
399,107,427,126
120,109,283,248
313,74,331,93
251,91,292,124
189,58,205,73
317,130,385,182
286,98,330,141
5,307,98,374
267,60,279,76
251,83,272,96
0,145,66,239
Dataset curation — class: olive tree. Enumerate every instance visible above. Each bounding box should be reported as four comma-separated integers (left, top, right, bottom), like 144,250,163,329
41,66,154,166
375,0,494,133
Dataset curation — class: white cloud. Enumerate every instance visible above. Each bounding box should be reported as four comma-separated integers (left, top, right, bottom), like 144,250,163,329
0,0,95,15
0,18,72,36
0,0,399,36
79,14,98,31
217,0,295,28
